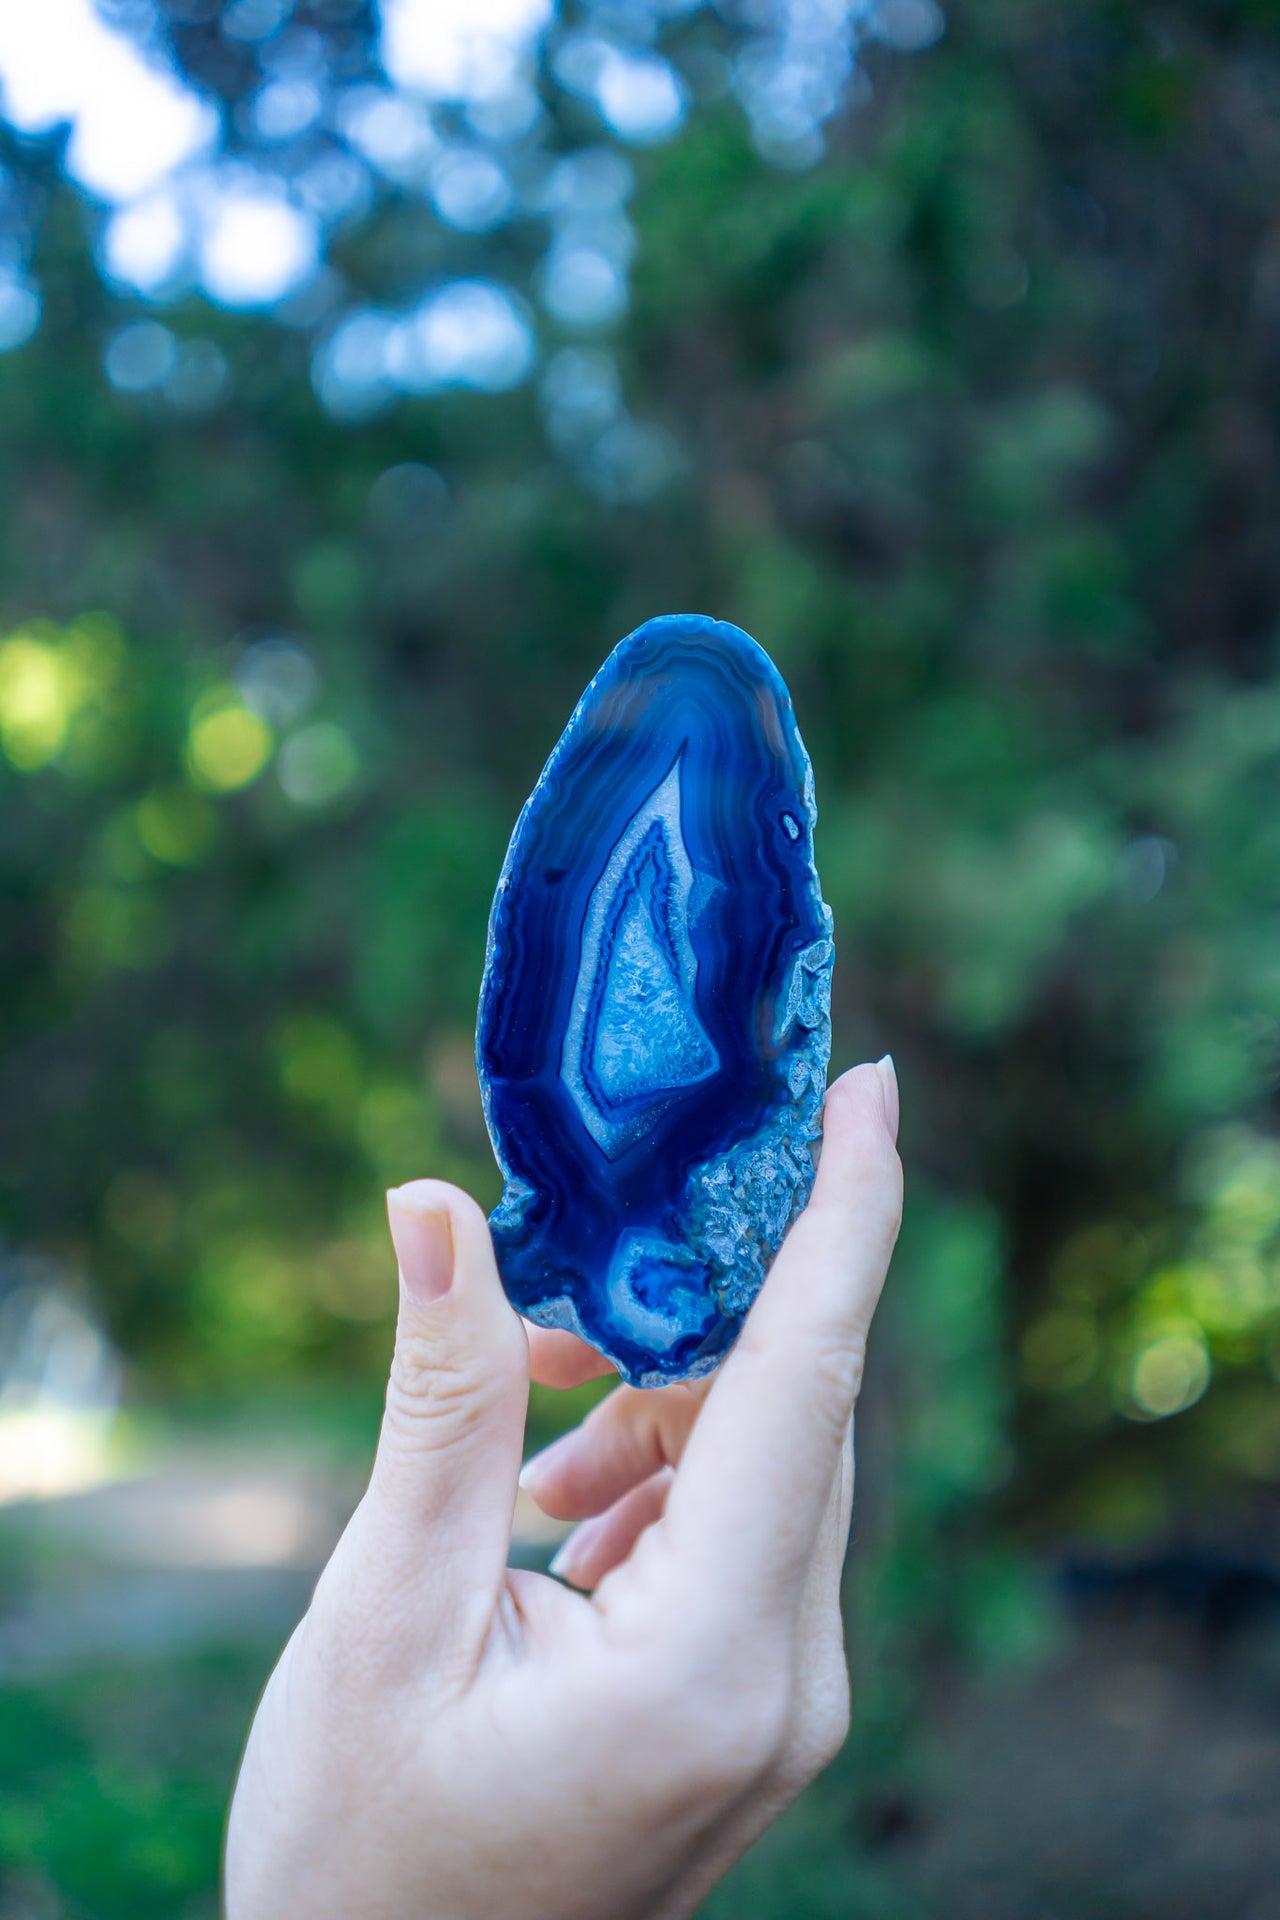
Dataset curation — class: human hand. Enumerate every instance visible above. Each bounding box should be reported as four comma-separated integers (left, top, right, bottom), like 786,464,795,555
223,1060,902,1920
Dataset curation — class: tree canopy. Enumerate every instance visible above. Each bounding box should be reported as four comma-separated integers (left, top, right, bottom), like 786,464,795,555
2,0,1279,1538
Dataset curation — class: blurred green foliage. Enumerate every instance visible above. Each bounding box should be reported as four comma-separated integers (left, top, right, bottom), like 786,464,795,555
0,1650,258,1920
2,0,1280,1913
3,0,1275,1506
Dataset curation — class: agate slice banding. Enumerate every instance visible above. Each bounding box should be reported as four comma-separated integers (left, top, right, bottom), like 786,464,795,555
475,613,833,1387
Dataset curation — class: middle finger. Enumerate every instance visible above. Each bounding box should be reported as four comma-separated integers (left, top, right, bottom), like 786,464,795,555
519,1378,707,1520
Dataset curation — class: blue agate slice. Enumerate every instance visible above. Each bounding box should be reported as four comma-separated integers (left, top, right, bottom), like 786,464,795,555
475,614,833,1387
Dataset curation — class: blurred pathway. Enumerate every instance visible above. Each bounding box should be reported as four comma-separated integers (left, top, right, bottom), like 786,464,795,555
885,1607,1280,1920
0,1444,568,1680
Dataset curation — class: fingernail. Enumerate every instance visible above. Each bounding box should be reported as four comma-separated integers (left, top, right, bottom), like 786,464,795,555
875,1054,899,1143
548,1524,594,1584
519,1430,574,1494
547,1537,576,1579
387,1189,454,1308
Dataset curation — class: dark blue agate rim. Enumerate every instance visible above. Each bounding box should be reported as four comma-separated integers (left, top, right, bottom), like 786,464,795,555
476,613,831,1386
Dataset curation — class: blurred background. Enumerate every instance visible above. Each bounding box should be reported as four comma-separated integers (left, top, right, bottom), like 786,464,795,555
2,0,1279,1914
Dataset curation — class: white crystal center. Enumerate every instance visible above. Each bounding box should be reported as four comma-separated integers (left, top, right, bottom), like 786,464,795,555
561,759,719,1159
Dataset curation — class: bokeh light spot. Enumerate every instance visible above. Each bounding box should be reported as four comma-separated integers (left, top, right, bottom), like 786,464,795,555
0,0,218,203
104,320,177,393
554,40,687,146
874,0,947,54
337,85,437,182
380,0,554,102
539,244,627,328
234,635,320,726
0,277,40,352
1127,1328,1211,1420
100,188,188,296
368,461,449,536
197,176,318,307
186,700,274,791
278,721,358,807
312,309,398,418
385,280,535,394
430,147,514,232
136,786,218,866
223,0,292,45
252,76,322,142
0,637,72,769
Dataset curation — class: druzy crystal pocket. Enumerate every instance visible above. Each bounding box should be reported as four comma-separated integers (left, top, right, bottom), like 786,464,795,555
476,614,832,1387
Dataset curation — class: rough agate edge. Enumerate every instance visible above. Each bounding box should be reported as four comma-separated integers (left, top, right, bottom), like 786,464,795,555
475,613,833,1387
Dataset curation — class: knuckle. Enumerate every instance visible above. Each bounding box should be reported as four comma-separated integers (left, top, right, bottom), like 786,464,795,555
383,1340,492,1448
808,1328,869,1431
713,1678,793,1787
635,1614,795,1797
645,1679,792,1801
696,1669,793,1794
790,1673,852,1781
389,1329,461,1403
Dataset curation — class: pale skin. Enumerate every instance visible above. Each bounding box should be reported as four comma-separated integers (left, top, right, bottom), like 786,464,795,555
224,1059,903,1920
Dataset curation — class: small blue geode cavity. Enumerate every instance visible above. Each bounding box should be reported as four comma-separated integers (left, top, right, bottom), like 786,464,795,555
476,614,833,1387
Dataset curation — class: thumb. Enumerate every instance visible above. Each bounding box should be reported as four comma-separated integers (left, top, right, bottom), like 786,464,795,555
662,1061,902,1613
340,1181,530,1654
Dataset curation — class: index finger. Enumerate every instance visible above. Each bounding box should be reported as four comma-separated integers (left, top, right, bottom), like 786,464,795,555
660,1060,902,1614
524,1321,617,1389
